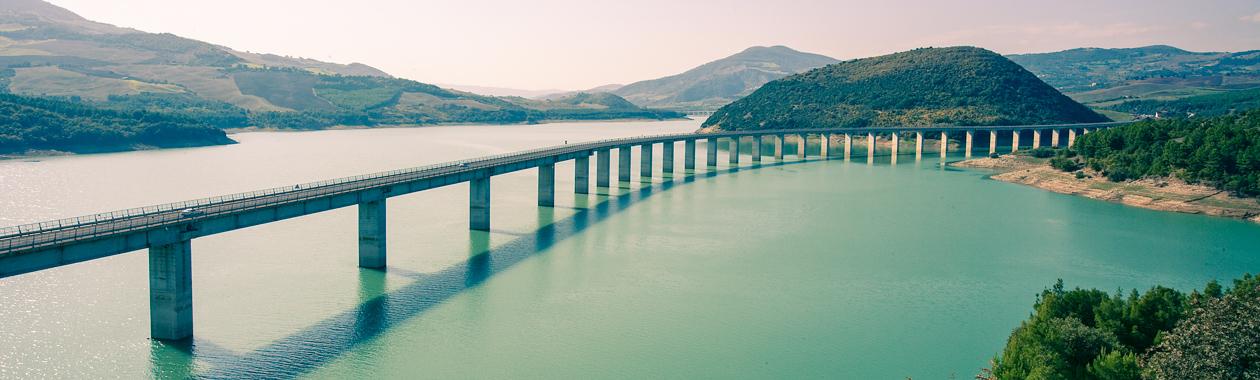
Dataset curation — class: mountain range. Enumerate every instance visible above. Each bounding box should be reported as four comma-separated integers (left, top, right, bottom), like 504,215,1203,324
703,47,1107,131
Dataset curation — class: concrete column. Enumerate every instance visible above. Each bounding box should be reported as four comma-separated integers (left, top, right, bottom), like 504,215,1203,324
596,150,610,187
797,134,807,159
619,147,632,183
867,132,875,160
538,163,555,206
751,135,762,162
890,133,900,157
640,143,654,181
989,130,997,155
470,175,490,231
1082,128,1090,135
662,141,674,175
574,156,589,194
938,131,948,159
728,137,740,165
1051,129,1060,147
684,139,696,170
964,130,974,159
1011,131,1020,153
358,200,387,269
1067,129,1077,148
915,132,924,160
706,138,718,168
820,133,830,159
150,239,193,341
1032,130,1042,149
844,134,852,160
774,135,784,160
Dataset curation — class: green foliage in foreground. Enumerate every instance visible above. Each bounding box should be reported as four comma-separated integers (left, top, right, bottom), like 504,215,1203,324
991,274,1260,379
1059,111,1260,196
0,93,233,154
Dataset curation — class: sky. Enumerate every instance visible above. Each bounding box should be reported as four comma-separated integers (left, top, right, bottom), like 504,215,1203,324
48,0,1260,91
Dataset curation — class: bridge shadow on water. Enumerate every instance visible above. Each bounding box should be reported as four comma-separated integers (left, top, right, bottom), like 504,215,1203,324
159,160,810,379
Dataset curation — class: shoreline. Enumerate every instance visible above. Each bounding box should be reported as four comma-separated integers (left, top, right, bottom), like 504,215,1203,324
952,155,1260,223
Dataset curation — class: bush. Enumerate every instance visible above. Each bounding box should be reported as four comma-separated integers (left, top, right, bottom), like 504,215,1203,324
1142,291,1260,379
1028,147,1057,158
1051,156,1083,172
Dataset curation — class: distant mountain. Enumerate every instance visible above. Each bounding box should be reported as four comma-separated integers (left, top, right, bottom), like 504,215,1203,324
703,47,1107,131
0,0,682,153
1007,45,1260,93
440,84,567,98
612,46,838,111
1106,87,1260,118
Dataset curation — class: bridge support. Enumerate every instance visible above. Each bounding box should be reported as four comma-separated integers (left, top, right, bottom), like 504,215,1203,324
358,200,387,268
987,129,997,155
1011,131,1020,153
1068,129,1077,148
596,150,610,188
866,133,875,162
538,163,555,206
890,133,899,164
844,134,852,161
662,141,674,175
470,175,490,230
821,133,830,159
774,135,784,160
939,131,948,159
797,134,807,159
751,136,762,162
706,138,718,168
1032,130,1042,149
619,147,632,183
1051,130,1060,148
915,132,923,160
965,130,974,159
150,239,193,341
575,156,589,194
640,143,654,182
684,140,696,171
729,137,740,165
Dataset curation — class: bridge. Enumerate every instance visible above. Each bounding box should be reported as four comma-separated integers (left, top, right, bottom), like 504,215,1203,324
0,121,1126,340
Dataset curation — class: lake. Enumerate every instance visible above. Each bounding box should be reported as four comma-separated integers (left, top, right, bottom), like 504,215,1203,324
1,119,1257,379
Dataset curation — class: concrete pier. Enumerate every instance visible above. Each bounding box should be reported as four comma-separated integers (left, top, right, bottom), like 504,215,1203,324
939,131,948,159
1068,129,1077,148
1032,130,1042,149
867,133,875,161
989,130,997,155
574,156,589,194
596,150,610,187
797,134,807,159
774,135,784,160
150,239,193,340
1051,130,1060,147
965,130,974,159
358,200,386,269
891,133,900,157
538,163,555,206
470,175,490,230
640,144,654,181
916,132,924,160
619,147,632,183
844,134,852,161
684,139,696,171
1011,131,1020,153
751,136,762,162
662,141,674,175
706,138,718,168
821,133,830,159
729,137,740,165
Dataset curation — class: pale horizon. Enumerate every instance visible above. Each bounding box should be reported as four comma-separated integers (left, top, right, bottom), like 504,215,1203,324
45,0,1260,91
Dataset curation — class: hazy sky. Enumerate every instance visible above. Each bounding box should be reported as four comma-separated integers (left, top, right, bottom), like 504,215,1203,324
49,0,1260,90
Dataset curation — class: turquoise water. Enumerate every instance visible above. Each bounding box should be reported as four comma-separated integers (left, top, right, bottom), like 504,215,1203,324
1,120,1257,378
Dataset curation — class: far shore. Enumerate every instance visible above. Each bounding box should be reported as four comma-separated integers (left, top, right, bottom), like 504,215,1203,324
953,155,1260,223
222,116,694,134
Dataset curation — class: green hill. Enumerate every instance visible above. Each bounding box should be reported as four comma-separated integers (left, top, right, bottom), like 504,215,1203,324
0,93,233,154
613,46,838,111
1007,45,1260,94
702,47,1107,131
1106,87,1260,118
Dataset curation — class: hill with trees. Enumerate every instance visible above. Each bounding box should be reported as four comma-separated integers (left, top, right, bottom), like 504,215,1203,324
1105,87,1260,118
612,46,838,111
701,47,1107,131
0,93,233,154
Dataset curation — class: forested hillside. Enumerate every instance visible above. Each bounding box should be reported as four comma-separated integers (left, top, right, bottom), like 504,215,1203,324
0,93,233,154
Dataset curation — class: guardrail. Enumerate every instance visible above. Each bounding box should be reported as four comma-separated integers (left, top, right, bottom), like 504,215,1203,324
0,121,1129,254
